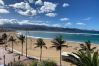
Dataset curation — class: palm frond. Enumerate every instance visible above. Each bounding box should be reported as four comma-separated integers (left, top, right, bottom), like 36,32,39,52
51,35,66,50
43,46,47,49
34,38,47,48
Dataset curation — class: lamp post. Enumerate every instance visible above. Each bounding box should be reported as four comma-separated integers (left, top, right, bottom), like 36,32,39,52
3,47,6,66
26,30,28,57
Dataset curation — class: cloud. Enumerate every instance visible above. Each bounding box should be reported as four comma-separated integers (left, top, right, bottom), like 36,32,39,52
0,19,18,25
39,1,57,13
60,18,69,21
9,2,37,16
51,24,61,27
28,0,34,3
0,18,62,27
35,0,43,5
65,22,72,26
76,22,86,25
17,9,37,16
0,0,4,5
0,0,9,13
0,9,9,13
0,18,42,25
62,3,69,7
9,1,57,17
9,2,31,10
45,13,57,17
83,17,91,20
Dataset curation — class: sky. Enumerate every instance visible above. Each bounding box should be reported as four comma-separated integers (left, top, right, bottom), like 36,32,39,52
0,0,99,30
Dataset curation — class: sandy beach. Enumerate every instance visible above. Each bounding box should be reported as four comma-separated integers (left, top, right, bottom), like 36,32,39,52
0,32,99,66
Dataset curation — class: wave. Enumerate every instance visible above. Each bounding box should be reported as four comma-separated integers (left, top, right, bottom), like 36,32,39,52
30,31,99,36
17,31,99,36
27,35,52,39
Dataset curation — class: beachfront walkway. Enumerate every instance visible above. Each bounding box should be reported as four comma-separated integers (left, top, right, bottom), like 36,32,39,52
0,47,30,65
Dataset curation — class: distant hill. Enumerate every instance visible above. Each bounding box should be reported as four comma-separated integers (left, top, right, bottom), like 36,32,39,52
0,24,99,34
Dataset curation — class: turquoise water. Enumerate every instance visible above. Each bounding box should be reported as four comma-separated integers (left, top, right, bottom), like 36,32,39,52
18,31,99,44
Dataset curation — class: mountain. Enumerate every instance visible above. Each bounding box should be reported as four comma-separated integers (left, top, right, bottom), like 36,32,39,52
0,24,99,34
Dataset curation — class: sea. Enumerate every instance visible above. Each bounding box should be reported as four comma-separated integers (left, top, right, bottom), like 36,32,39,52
17,31,99,44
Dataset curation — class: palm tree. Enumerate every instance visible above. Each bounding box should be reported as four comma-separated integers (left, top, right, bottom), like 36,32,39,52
8,36,16,53
17,34,25,55
65,40,99,66
2,33,7,50
79,40,96,53
34,38,47,61
67,49,99,66
50,35,68,66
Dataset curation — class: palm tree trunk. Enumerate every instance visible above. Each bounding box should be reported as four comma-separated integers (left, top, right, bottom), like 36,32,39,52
22,43,23,55
4,55,5,66
12,41,13,53
5,39,7,50
40,47,42,61
60,49,62,66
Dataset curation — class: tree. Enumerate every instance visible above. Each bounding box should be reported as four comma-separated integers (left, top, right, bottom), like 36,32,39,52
2,33,7,50
8,36,16,53
66,41,99,66
34,38,47,61
68,49,99,66
50,35,67,66
79,40,96,53
17,34,25,55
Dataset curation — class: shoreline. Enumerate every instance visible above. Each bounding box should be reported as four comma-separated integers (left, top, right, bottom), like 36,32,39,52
16,31,99,44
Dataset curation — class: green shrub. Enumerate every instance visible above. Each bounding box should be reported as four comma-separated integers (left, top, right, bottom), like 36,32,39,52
8,61,26,66
30,60,57,66
29,61,38,66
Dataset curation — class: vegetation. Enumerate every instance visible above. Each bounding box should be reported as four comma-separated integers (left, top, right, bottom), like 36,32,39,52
30,60,57,66
67,41,99,66
72,50,99,66
79,40,96,53
17,34,25,55
29,61,38,66
8,61,26,66
8,36,16,53
51,35,68,66
2,33,8,50
34,38,47,61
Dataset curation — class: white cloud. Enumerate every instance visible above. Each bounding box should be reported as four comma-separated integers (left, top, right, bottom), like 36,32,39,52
17,9,37,16
28,0,34,3
35,0,43,5
9,1,58,16
65,22,72,26
9,2,31,10
39,1,57,13
0,9,9,13
0,0,9,13
76,22,86,25
0,19,18,25
9,2,37,16
0,0,4,6
60,18,69,21
83,17,91,20
52,24,61,27
0,18,63,27
45,13,57,17
62,3,69,7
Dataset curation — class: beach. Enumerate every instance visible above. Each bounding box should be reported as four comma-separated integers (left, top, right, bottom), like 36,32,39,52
0,32,99,66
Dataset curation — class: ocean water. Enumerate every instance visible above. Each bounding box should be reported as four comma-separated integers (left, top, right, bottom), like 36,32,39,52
18,31,99,44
